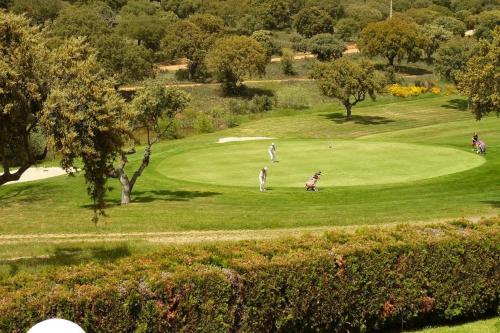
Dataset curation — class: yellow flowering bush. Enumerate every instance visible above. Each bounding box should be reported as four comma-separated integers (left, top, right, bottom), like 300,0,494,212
387,84,440,97
430,87,441,94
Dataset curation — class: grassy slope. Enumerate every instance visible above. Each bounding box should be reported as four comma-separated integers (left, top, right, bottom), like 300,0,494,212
0,92,498,279
409,317,500,333
0,93,497,237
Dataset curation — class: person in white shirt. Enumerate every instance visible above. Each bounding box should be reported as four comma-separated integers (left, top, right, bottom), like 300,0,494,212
259,167,268,192
268,143,276,162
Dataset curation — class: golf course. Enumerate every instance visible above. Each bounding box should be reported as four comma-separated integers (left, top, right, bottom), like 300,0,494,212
1,2,499,331
0,93,498,262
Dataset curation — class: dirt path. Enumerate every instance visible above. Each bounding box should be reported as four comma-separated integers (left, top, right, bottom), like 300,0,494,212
0,226,340,246
156,45,360,72
0,215,490,247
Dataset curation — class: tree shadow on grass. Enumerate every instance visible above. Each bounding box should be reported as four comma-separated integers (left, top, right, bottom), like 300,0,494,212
481,200,500,208
322,112,395,125
81,189,221,209
223,85,275,99
0,182,60,204
0,245,131,277
131,189,221,203
441,99,469,111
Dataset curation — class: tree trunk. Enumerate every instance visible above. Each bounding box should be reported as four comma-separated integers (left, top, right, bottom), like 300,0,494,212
344,102,352,120
120,174,132,205
117,145,151,205
388,55,395,66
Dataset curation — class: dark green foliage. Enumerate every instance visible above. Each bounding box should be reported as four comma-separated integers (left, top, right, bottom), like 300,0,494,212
293,6,334,38
235,14,264,35
9,0,64,24
335,17,361,42
306,0,344,20
306,33,346,61
251,30,279,58
228,95,275,114
0,219,498,332
116,0,178,51
160,0,200,18
432,16,467,35
205,35,267,94
262,0,291,30
94,33,154,84
280,48,295,75
471,10,500,40
77,0,128,11
161,20,214,81
434,37,478,83
344,3,384,28
50,4,111,39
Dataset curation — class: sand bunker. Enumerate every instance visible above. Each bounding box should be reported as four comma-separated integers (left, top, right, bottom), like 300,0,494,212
217,137,275,143
4,167,67,185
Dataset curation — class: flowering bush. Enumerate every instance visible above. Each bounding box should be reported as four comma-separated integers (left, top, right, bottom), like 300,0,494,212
387,84,441,97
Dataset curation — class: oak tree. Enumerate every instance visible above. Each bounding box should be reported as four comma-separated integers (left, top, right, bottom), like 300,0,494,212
457,27,500,120
205,36,268,94
115,83,190,204
293,7,334,38
358,17,422,66
313,58,386,119
307,33,346,61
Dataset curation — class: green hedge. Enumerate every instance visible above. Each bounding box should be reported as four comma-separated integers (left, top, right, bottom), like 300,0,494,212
0,218,498,332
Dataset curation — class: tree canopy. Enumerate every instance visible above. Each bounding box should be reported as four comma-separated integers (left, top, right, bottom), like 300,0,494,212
41,38,132,219
293,6,334,38
457,27,499,119
307,33,346,61
114,83,190,204
251,30,279,59
116,0,178,51
358,17,422,66
434,37,478,83
205,36,267,94
1,12,131,218
313,58,385,119
0,12,49,185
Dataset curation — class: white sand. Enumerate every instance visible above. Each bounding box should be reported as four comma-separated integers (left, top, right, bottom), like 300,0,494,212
217,137,275,144
3,167,67,185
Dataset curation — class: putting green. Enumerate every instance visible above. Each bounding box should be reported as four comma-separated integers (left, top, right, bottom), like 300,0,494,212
158,140,485,187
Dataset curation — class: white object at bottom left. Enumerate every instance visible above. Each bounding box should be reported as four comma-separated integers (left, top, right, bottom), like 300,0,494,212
27,318,85,333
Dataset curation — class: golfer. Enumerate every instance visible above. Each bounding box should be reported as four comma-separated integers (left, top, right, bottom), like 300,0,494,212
259,167,268,192
471,132,479,150
268,143,276,162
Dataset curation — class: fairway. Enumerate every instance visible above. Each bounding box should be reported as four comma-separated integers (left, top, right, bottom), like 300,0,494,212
160,140,485,187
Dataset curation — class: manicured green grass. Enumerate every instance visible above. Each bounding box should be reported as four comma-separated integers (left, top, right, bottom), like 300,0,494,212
408,317,500,333
162,139,484,187
0,94,498,265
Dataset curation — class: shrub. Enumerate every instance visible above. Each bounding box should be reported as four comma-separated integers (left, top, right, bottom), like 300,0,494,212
174,68,190,81
249,95,275,113
228,96,275,115
387,84,440,97
193,112,214,133
0,219,498,332
281,48,295,75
